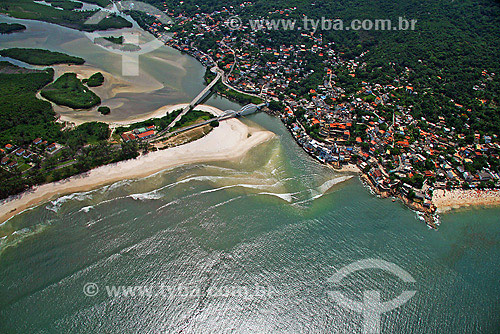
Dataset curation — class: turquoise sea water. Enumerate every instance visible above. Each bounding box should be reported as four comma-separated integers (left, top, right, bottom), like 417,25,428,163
1,113,499,333
1,15,500,334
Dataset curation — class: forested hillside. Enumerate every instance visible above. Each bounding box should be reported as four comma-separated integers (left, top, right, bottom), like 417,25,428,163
151,0,500,134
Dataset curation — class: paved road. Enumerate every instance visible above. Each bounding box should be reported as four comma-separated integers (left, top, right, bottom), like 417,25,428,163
159,68,222,136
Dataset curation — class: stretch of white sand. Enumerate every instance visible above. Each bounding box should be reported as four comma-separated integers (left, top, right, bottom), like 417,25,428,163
0,105,275,224
432,188,500,213
59,103,209,127
336,163,361,173
53,64,163,99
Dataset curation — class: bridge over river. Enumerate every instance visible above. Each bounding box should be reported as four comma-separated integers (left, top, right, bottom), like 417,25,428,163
153,64,266,140
153,103,267,141
155,67,222,138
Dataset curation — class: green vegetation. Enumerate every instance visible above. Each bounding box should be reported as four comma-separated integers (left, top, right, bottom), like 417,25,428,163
0,48,84,66
0,23,26,34
40,141,139,184
0,0,132,32
0,62,142,200
204,69,263,105
214,81,262,105
0,62,60,146
124,9,170,31
98,106,110,115
64,122,109,148
268,100,285,112
41,73,101,109
210,120,219,127
171,110,212,131
103,36,123,44
83,72,104,87
166,0,500,136
81,0,111,7
115,109,183,134
44,0,83,11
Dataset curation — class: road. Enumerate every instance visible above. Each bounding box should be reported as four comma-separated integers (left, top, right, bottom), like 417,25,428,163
155,104,264,142
158,67,222,136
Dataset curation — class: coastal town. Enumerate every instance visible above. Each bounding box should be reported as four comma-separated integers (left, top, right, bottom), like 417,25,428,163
132,3,500,227
2,0,500,330
1,2,499,228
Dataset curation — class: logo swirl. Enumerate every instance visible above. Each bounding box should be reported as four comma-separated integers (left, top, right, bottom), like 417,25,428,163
327,259,416,334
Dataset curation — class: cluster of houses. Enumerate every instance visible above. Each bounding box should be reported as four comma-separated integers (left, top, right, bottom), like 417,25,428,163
1,138,58,172
141,4,499,210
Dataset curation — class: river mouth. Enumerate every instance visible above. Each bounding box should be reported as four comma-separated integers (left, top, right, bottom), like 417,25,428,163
0,15,243,122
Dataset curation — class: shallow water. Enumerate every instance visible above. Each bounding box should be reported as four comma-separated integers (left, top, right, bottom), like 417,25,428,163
0,15,242,121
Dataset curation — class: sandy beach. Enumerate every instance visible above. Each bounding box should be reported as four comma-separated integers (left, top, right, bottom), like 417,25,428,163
337,163,361,173
433,188,500,213
59,103,192,127
0,105,275,224
53,64,164,99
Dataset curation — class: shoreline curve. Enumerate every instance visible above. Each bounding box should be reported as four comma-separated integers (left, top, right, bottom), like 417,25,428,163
0,105,275,224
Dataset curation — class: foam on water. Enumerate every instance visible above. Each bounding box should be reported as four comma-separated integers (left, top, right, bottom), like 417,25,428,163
45,190,97,213
79,206,94,213
129,192,164,201
317,175,353,195
258,192,295,203
0,223,52,254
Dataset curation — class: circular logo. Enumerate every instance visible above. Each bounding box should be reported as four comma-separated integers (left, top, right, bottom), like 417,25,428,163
226,16,242,30
327,258,416,334
83,282,99,297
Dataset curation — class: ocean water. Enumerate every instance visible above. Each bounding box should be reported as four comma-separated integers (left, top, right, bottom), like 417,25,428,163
0,113,499,333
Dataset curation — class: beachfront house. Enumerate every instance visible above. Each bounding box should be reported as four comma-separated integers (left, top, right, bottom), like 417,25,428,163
137,130,155,140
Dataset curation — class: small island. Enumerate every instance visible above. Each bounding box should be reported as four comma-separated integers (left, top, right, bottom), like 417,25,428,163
0,48,84,66
94,36,141,52
83,72,104,87
0,23,26,34
98,106,110,115
41,73,101,109
103,36,123,45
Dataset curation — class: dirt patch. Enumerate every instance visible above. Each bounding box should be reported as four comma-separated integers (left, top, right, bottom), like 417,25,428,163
155,125,213,149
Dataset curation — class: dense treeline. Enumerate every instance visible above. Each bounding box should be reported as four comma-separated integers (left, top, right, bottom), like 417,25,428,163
41,73,101,109
0,23,26,34
0,0,131,32
0,48,85,66
103,36,123,45
44,0,83,11
63,122,110,149
81,0,111,7
0,62,61,146
116,109,183,134
98,106,111,115
83,72,104,87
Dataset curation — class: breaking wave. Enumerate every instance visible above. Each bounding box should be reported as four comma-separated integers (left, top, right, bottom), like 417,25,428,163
46,191,96,213
258,192,295,203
